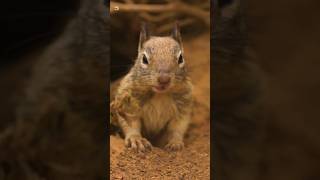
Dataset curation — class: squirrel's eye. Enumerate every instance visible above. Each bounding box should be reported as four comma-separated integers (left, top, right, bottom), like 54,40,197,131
142,55,149,65
178,54,184,64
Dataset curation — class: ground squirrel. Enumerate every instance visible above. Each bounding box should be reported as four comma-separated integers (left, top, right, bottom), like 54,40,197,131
111,23,193,152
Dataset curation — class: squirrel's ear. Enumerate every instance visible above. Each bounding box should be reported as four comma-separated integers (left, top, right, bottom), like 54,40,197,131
171,21,182,46
138,22,149,51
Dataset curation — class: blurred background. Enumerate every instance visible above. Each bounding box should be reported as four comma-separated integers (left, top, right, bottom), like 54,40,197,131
0,0,79,131
0,0,78,66
110,0,209,81
0,1,107,179
215,0,320,179
246,0,320,179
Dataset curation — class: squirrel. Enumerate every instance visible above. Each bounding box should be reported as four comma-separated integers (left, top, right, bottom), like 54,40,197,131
111,22,193,152
0,0,109,179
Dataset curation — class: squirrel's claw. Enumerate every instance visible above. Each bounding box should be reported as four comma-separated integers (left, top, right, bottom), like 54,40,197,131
125,135,152,152
165,141,184,151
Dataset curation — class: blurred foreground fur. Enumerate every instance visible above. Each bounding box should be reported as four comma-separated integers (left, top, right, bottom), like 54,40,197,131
0,0,108,179
213,0,266,179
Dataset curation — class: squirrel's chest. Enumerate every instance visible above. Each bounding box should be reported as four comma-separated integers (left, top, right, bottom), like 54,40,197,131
141,94,178,135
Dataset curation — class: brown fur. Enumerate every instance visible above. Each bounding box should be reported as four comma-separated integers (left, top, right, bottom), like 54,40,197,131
111,23,193,151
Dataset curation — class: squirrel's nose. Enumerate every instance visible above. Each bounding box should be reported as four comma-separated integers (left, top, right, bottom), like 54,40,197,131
158,75,171,85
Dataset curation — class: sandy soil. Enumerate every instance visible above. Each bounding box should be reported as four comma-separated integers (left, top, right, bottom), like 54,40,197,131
110,33,210,180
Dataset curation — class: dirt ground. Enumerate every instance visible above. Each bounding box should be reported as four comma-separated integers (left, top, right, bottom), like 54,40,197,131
110,32,210,180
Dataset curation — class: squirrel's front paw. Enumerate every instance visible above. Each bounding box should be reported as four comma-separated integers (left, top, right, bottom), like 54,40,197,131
125,134,152,152
165,140,184,151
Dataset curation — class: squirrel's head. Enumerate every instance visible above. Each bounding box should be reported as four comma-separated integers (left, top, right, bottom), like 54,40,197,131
133,22,187,93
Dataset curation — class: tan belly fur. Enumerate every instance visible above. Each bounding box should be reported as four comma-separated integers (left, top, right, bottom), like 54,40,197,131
141,93,178,135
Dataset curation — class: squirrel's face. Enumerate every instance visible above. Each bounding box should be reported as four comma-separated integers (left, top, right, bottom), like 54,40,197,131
133,22,187,93
137,37,186,93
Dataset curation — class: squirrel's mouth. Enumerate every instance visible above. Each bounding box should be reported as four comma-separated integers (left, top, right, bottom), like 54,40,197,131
152,85,169,93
